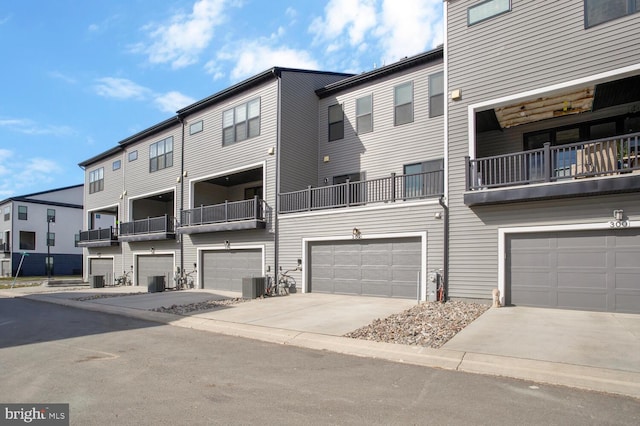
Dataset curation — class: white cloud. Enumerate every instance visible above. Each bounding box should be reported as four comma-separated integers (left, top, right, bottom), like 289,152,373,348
48,71,77,84
308,0,442,70
0,151,63,197
94,77,151,100
0,117,74,137
133,0,234,69
154,91,197,113
215,41,320,82
309,0,377,47
376,0,443,64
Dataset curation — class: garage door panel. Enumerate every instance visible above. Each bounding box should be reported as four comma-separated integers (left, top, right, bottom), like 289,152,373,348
557,291,606,311
509,229,640,313
362,267,390,281
616,293,640,312
310,237,421,299
90,259,114,282
361,253,389,266
557,252,606,267
202,249,261,292
557,272,606,288
137,255,173,288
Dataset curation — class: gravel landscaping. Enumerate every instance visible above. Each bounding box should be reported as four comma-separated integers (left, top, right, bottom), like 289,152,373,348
73,293,145,301
149,298,246,315
344,300,491,349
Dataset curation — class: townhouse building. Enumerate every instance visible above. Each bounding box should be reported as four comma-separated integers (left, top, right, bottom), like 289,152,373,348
445,0,640,313
78,68,355,290
78,50,447,300
0,185,83,277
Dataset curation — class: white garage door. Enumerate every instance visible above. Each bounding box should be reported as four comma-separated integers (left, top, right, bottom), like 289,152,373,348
137,255,174,288
508,229,640,313
201,249,262,292
89,258,114,284
309,238,422,299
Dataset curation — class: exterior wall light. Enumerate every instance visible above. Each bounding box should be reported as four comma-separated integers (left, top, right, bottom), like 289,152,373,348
352,227,362,239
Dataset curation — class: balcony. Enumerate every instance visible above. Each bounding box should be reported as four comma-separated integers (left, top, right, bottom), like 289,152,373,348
2,242,9,253
279,170,444,214
78,227,119,248
178,197,267,234
464,133,640,206
118,214,176,242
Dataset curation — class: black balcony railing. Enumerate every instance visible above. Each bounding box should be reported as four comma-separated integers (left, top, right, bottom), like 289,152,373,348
119,214,175,236
181,197,265,226
466,132,640,191
1,242,9,253
78,227,118,243
279,170,444,214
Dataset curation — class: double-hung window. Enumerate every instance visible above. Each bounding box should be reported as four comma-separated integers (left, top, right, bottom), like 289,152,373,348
429,72,444,118
47,209,55,223
3,206,9,221
356,95,373,134
18,205,27,220
328,104,344,141
89,168,104,194
223,98,260,146
584,0,640,27
149,137,173,172
394,82,414,126
47,232,55,247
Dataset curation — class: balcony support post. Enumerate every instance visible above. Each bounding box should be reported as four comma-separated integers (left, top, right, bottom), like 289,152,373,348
464,156,471,191
391,173,396,202
543,142,551,182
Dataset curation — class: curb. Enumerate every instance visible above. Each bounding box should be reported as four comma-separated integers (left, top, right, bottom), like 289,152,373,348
5,291,640,400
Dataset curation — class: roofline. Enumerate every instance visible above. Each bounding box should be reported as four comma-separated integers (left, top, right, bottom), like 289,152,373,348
177,67,353,117
7,198,83,209
0,183,83,206
78,67,353,168
316,46,444,99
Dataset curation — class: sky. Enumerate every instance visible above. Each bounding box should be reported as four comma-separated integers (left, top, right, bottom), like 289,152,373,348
0,0,443,199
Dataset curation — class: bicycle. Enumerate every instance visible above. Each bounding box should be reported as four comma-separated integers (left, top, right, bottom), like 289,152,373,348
264,266,297,296
174,264,197,290
115,268,133,286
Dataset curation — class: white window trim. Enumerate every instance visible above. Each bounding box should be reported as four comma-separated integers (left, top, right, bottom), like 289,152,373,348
467,63,640,160
301,231,428,301
196,244,266,290
497,220,638,306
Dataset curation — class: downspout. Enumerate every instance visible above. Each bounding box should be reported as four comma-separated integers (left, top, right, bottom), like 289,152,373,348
441,1,450,302
178,115,185,274
438,196,449,302
273,68,281,279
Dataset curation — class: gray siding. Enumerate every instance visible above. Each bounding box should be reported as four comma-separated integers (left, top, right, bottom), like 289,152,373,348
317,61,444,185
84,151,125,226
279,71,351,193
446,0,640,299
278,201,444,291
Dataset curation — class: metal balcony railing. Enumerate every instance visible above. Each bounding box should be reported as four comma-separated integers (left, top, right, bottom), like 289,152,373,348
1,242,9,253
78,227,118,243
119,214,175,236
466,132,640,191
279,170,444,214
181,197,265,226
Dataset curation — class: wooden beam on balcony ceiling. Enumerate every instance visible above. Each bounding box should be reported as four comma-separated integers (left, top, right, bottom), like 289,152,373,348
494,87,594,128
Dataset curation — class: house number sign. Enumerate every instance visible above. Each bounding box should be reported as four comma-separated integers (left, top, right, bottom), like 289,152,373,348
608,220,630,228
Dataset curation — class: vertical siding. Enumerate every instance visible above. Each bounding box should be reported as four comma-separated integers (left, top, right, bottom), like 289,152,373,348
446,0,640,299
279,71,352,193
317,61,444,185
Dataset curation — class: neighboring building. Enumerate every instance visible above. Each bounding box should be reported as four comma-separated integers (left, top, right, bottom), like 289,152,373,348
0,185,83,277
445,0,640,313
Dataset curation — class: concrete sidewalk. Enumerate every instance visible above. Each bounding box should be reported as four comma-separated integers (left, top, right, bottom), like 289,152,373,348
2,284,639,399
